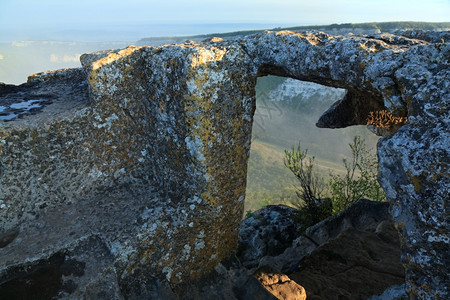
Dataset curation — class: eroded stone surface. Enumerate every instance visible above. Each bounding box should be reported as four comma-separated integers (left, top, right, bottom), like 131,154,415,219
1,42,256,296
237,205,302,270
289,222,404,299
0,30,448,298
238,200,404,299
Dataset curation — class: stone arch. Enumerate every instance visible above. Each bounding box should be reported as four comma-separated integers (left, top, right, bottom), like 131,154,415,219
243,31,448,298
245,73,386,214
0,31,448,298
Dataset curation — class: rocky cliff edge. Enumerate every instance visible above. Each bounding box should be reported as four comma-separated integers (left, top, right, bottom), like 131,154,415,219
0,30,448,298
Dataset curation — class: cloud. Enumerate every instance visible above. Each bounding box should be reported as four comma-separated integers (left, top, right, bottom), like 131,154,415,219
50,54,59,62
11,41,34,47
63,54,80,62
50,53,81,63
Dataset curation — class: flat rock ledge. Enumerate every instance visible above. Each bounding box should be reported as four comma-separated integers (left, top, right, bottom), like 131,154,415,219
0,30,448,298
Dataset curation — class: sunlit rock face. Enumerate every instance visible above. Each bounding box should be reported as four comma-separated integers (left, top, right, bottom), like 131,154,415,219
0,31,448,298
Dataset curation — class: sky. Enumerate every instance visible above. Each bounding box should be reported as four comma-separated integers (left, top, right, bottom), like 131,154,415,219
0,0,449,40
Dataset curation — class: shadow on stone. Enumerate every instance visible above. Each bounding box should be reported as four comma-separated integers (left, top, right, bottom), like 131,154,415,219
0,252,85,299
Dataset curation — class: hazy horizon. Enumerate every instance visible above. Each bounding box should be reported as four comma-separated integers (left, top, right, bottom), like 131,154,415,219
0,22,299,43
1,0,448,42
1,0,448,83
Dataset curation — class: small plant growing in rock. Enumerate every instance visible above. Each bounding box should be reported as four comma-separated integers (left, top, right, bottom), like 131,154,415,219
328,136,386,213
284,143,330,226
284,136,386,226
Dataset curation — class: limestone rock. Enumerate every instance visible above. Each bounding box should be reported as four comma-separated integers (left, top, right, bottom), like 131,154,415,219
1,42,256,297
240,200,404,299
254,266,306,300
254,199,395,272
368,284,408,300
0,30,448,298
237,205,302,270
289,222,404,299
174,256,276,300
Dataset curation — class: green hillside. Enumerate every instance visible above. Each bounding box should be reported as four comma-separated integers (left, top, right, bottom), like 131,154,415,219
137,21,450,45
283,21,450,32
244,76,380,213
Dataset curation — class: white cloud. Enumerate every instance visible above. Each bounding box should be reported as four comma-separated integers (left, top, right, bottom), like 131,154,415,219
50,54,59,62
63,54,81,62
50,53,81,63
11,41,34,47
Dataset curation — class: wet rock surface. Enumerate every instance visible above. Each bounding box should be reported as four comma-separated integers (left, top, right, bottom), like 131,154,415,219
0,68,88,123
0,30,448,298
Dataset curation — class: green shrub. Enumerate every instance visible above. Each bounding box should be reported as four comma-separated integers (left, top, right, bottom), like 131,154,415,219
284,136,386,224
283,143,329,226
328,136,386,213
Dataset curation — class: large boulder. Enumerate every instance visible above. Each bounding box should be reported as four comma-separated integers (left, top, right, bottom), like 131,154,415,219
288,221,404,299
0,30,448,298
237,205,302,269
241,200,405,299
0,44,257,297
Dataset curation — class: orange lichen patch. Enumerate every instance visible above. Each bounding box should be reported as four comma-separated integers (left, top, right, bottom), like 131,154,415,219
209,37,224,43
274,30,327,46
305,33,326,46
275,30,295,36
190,47,226,67
91,46,142,71
359,40,389,52
138,247,156,262
410,176,422,194
406,170,430,195
430,161,447,181
421,284,431,292
366,109,407,128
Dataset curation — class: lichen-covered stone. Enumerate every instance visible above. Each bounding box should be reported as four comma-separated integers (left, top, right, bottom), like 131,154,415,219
237,205,302,269
0,41,257,296
0,30,448,298
239,200,404,299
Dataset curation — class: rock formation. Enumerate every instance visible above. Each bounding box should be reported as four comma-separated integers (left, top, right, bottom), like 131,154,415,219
0,30,448,298
239,200,405,299
237,205,302,270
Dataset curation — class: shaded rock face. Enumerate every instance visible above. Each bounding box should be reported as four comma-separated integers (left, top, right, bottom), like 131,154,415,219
0,30,448,298
173,256,276,300
239,200,405,299
237,205,302,269
289,222,404,299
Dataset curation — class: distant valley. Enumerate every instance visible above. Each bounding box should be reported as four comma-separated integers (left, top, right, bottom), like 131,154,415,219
245,76,380,212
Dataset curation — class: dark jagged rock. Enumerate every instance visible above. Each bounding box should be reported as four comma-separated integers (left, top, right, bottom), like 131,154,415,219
289,222,404,299
240,200,405,299
237,205,302,270
254,200,398,272
174,256,276,300
0,30,448,298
